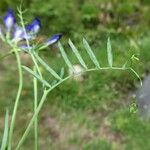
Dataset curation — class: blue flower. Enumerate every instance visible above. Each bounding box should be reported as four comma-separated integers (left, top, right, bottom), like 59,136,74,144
26,18,41,34
1,9,63,49
3,9,16,30
12,25,25,42
46,34,62,46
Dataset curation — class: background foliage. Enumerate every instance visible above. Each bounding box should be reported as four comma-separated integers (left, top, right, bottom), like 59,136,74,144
0,0,149,38
0,0,150,149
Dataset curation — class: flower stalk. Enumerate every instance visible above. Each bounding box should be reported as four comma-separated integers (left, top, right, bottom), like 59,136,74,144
8,47,23,150
33,66,38,150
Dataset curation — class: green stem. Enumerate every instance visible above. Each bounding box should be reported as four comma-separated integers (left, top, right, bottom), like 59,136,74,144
16,89,49,150
8,49,23,150
16,76,70,150
33,67,38,150
18,8,43,80
31,53,43,80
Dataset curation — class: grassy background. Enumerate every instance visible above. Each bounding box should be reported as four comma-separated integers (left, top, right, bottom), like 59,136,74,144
0,0,150,149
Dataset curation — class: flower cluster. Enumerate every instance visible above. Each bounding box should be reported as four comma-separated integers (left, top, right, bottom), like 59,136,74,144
0,9,62,50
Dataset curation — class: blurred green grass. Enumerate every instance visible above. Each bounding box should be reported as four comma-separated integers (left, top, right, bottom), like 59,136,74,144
0,0,150,149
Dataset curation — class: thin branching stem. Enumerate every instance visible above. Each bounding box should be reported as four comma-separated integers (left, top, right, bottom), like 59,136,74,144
16,75,70,149
33,67,38,150
8,47,23,150
18,7,43,80
16,89,49,150
18,7,43,149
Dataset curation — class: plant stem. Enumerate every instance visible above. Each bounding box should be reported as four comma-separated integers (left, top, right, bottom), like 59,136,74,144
16,76,70,149
18,8,43,80
16,89,49,150
33,67,38,150
8,49,23,150
31,53,43,80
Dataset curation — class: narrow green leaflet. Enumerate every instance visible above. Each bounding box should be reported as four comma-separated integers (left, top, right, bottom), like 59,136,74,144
34,53,62,80
1,109,9,150
22,66,51,88
58,42,74,72
107,37,113,67
130,68,142,86
69,39,88,69
83,38,100,68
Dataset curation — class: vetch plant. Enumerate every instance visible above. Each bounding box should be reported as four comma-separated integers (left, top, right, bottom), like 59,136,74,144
0,6,142,150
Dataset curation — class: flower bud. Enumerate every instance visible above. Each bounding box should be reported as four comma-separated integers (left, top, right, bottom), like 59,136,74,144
3,9,16,30
26,18,41,34
46,34,62,46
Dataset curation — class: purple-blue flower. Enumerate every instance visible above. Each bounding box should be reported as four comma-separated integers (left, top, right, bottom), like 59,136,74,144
46,34,62,46
1,8,63,49
13,25,25,41
3,9,16,30
26,18,41,34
